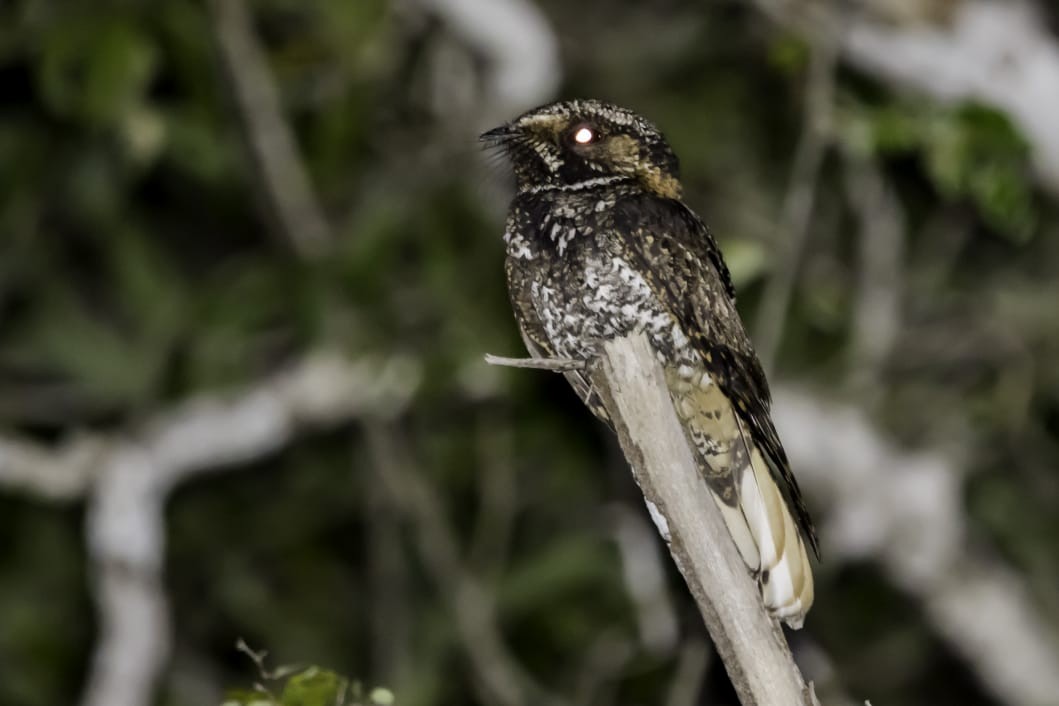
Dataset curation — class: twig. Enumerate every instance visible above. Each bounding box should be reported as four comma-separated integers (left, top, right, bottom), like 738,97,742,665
753,39,837,373
842,156,904,389
665,638,712,706
608,504,679,655
208,0,332,258
590,333,811,706
365,424,571,706
484,353,586,372
468,416,518,574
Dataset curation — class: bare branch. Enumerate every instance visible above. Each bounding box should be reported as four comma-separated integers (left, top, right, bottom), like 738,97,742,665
81,447,170,706
0,432,105,501
484,353,586,372
665,638,712,706
365,424,571,706
773,387,1059,706
414,0,560,123
0,352,420,500
1,351,419,706
591,333,812,706
751,0,1059,197
842,156,905,388
753,40,837,373
608,504,679,655
208,0,333,258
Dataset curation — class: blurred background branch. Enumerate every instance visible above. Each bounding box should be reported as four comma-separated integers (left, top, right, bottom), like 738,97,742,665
775,388,1059,705
2,352,419,706
366,423,570,706
753,38,837,373
208,0,333,258
413,0,561,124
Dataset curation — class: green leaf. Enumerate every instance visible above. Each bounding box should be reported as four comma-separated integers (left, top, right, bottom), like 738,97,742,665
838,99,1036,241
279,667,348,706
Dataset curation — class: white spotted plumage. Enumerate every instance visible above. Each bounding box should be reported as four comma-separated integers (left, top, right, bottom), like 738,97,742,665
494,99,816,629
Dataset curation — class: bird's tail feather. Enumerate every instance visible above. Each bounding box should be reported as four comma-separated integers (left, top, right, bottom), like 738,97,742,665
667,368,813,628
731,432,814,628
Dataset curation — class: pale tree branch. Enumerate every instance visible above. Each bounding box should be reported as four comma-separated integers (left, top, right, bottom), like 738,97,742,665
773,387,1059,706
413,0,560,125
1,352,420,706
208,0,333,258
608,503,680,655
665,638,712,706
751,0,1059,197
591,333,816,706
842,156,905,390
81,446,170,706
0,352,420,500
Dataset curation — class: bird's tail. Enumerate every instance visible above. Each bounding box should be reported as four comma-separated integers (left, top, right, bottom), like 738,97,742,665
667,369,813,628
714,438,814,628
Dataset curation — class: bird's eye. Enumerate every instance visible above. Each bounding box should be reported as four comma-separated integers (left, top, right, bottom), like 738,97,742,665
569,124,601,145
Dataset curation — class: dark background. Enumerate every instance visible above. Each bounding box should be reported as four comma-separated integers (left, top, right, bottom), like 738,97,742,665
2,1,1058,705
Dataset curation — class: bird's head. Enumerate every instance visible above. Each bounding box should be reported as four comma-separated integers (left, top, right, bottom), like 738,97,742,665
481,99,682,199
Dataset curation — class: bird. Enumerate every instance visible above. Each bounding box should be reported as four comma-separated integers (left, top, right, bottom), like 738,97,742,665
482,99,817,628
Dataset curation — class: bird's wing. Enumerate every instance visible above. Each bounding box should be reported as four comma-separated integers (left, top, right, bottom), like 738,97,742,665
505,258,613,429
610,194,817,626
612,194,818,556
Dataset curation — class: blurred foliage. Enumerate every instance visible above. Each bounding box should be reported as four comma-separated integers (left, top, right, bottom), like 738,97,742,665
221,642,393,706
0,0,1057,705
839,99,1037,240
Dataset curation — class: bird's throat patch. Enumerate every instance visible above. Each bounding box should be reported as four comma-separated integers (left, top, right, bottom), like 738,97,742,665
604,135,682,199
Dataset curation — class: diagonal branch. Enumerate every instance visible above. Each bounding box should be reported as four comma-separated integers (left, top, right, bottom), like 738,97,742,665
208,0,333,258
753,39,837,373
365,423,570,706
590,333,816,706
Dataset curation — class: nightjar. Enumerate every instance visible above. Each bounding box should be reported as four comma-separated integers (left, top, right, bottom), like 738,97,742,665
482,99,816,627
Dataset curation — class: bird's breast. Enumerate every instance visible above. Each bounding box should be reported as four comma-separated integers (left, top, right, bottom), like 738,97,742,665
530,251,696,367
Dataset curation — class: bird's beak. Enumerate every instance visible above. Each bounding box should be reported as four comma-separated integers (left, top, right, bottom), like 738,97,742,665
479,124,516,143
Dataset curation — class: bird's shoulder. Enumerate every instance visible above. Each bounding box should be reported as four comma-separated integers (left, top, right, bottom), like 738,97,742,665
607,192,819,554
607,192,736,300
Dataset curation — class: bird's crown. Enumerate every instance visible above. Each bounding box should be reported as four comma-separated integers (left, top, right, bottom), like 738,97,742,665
481,99,682,199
